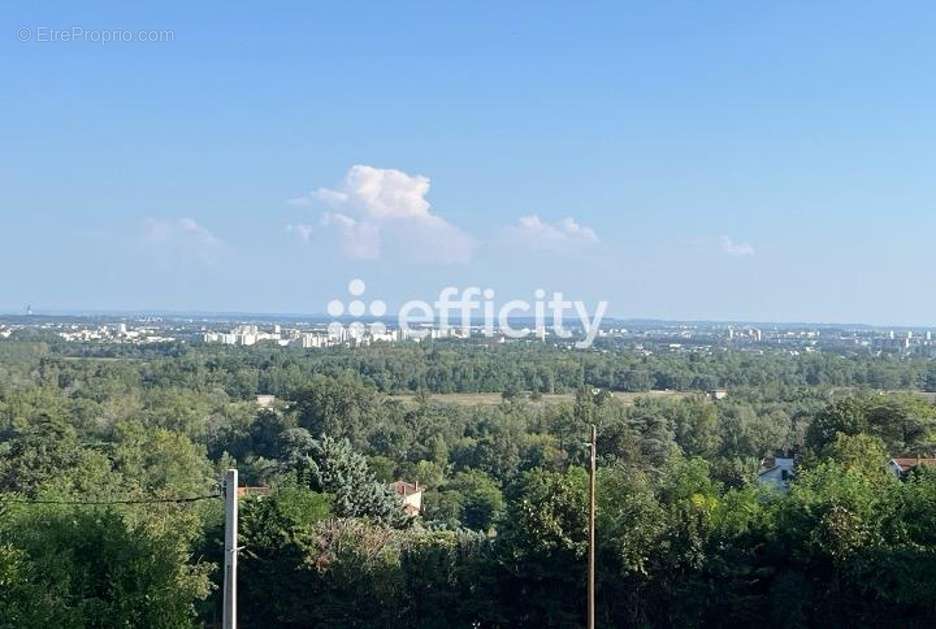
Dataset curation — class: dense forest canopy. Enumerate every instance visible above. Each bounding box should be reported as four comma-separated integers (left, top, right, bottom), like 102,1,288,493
3,338,936,627
3,336,935,398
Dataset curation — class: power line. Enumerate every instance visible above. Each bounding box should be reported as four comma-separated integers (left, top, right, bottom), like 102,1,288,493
0,494,220,506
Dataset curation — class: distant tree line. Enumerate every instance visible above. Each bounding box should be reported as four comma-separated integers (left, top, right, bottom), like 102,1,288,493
4,338,936,401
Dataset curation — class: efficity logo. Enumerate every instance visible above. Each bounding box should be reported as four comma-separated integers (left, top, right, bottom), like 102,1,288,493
327,279,608,349
326,279,388,337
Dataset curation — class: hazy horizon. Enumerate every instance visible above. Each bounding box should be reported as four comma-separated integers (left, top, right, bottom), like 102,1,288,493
2,305,933,331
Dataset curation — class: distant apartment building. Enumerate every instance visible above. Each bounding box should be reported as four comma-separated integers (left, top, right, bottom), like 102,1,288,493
300,333,329,348
203,324,282,346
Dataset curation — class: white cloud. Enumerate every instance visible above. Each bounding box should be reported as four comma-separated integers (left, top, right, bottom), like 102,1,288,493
317,165,432,220
503,214,599,253
320,212,381,259
142,218,223,264
720,235,755,257
290,165,474,264
286,223,314,243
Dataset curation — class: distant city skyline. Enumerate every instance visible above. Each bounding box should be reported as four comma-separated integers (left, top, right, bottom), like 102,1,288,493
4,2,936,325
4,314,933,360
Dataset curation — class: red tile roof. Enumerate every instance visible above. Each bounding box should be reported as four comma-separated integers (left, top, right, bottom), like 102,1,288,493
891,458,936,473
390,480,421,496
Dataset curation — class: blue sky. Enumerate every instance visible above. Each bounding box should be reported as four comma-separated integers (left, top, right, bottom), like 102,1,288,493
3,1,936,324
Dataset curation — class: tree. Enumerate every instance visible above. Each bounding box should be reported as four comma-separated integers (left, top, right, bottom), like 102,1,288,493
441,470,505,531
238,482,332,627
279,432,402,523
820,432,893,485
0,504,212,628
0,414,99,496
292,374,382,448
398,529,491,627
805,397,871,452
112,421,214,496
629,409,675,470
671,397,721,458
596,466,667,626
806,396,936,455
496,468,589,626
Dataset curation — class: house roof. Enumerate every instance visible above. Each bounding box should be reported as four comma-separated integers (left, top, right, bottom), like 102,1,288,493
236,486,272,498
390,480,421,496
758,456,794,477
890,458,936,473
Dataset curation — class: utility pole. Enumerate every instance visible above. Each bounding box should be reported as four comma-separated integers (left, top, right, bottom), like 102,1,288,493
588,424,596,629
223,469,238,629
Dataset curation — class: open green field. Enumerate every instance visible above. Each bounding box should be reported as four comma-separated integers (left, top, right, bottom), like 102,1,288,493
388,389,689,407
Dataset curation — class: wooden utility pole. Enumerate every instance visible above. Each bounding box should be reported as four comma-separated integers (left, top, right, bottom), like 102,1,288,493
223,469,238,629
588,424,596,629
